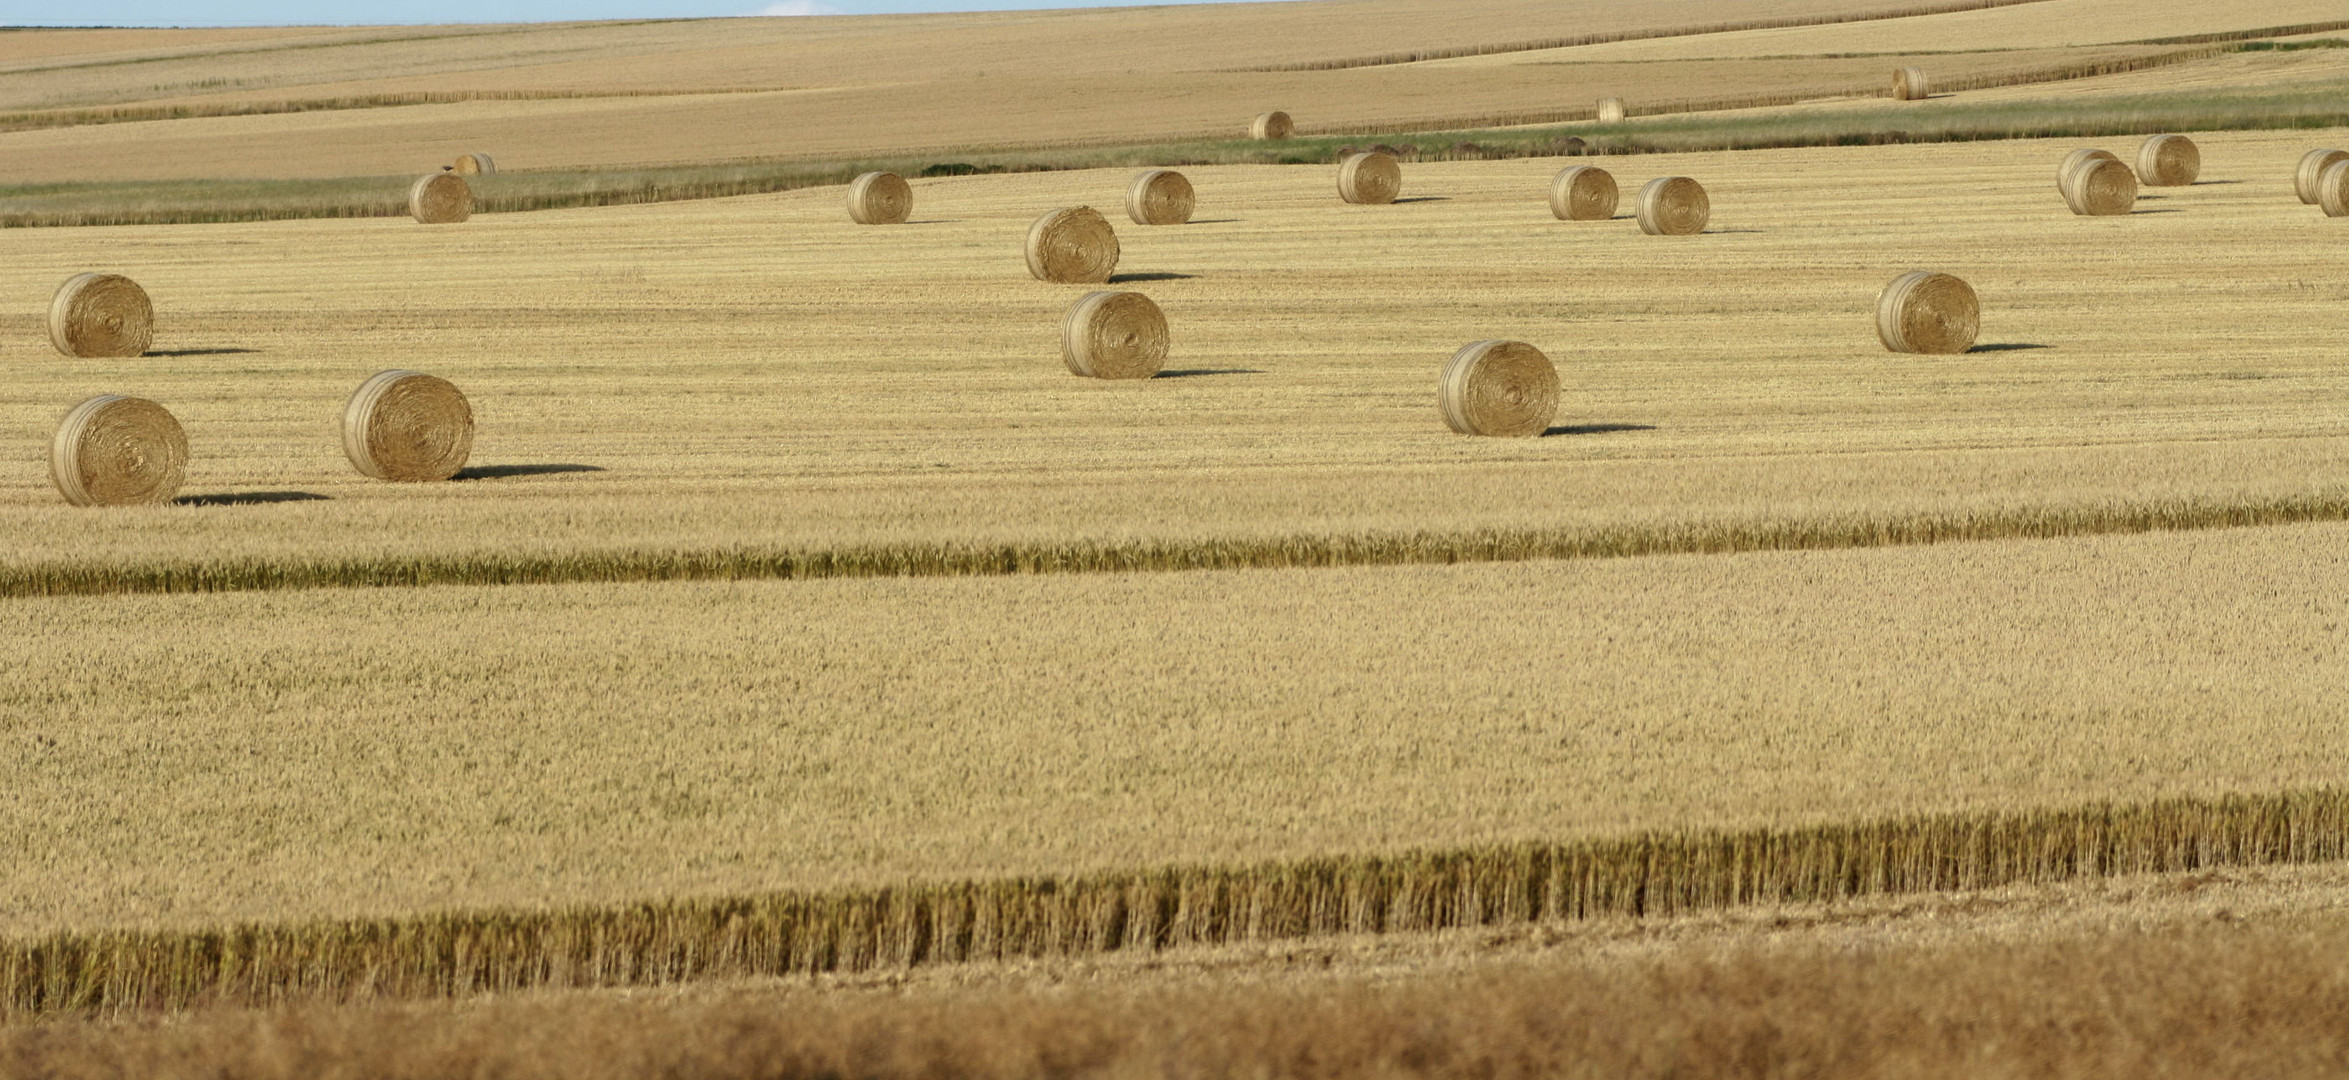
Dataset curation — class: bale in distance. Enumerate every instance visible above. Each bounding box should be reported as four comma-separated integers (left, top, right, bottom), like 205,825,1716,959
1439,341,1559,438
1892,67,1929,100
1635,176,1709,235
2061,156,2137,215
2319,160,2349,218
1251,111,1293,140
451,152,497,175
847,171,913,224
1338,151,1402,205
2057,148,2118,192
342,370,475,482
1876,271,1980,355
2294,149,2349,205
1126,169,1195,226
1025,206,1120,283
1549,165,1618,221
48,273,154,358
1596,97,1626,123
1061,291,1168,380
409,172,471,224
50,395,187,507
2135,134,2199,187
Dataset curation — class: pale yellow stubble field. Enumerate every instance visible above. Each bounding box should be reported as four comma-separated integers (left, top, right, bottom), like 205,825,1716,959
1,519,2344,936
0,131,2342,578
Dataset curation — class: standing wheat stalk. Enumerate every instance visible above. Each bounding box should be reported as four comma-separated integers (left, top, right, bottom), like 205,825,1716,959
1439,341,1559,437
1061,291,1168,380
48,273,154,358
50,395,187,507
1876,271,1980,355
343,370,475,482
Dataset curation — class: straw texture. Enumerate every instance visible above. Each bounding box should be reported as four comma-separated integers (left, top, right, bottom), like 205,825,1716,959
1549,166,1618,221
847,172,913,225
2135,135,2199,187
46,273,154,359
1061,291,1169,380
49,395,186,507
1439,340,1560,438
1125,169,1195,226
2320,160,2349,218
451,153,497,175
342,370,475,482
1892,67,1929,100
1251,111,1293,140
408,172,471,224
1875,271,1980,355
1636,176,1709,235
2058,148,2118,192
2295,149,2348,205
1338,151,1402,205
1024,207,1120,284
1596,97,1626,123
2062,157,2137,215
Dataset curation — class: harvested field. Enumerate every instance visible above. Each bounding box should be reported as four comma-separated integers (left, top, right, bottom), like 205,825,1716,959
0,131,2343,590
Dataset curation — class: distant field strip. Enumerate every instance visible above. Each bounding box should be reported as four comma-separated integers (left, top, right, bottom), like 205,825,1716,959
1231,0,2060,71
1,488,2345,598
0,87,794,136
6,788,2346,1015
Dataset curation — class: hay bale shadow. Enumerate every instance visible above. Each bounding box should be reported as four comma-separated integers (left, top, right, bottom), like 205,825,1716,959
1544,423,1656,436
452,464,605,481
174,491,330,507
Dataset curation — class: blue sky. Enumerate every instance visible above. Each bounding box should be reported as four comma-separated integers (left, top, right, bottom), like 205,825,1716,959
9,0,1267,26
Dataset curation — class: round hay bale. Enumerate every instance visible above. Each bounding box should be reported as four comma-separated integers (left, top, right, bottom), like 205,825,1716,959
1251,111,1293,140
409,172,471,224
342,370,475,482
2058,148,2119,192
1556,135,1589,155
1596,97,1626,123
47,273,154,358
1549,165,1618,221
1635,176,1709,235
1024,206,1120,284
2135,134,2199,187
1061,291,1168,380
49,395,186,507
1439,341,1559,438
1875,271,1980,355
2320,159,2349,218
2294,148,2349,205
1892,67,1929,100
2061,156,2137,215
1126,169,1195,226
847,171,913,224
1338,150,1402,205
451,152,497,175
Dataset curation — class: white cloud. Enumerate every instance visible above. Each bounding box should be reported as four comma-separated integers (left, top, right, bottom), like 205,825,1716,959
743,0,841,13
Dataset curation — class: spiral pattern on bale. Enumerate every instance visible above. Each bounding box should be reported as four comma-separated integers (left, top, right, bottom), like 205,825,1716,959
451,152,497,175
1596,97,1626,123
1892,67,1929,100
342,370,475,482
409,172,472,224
1338,151,1402,205
50,395,187,507
1061,291,1169,380
1439,341,1559,438
1875,271,1980,355
1636,176,1709,235
847,171,913,225
2057,148,2118,192
48,273,154,358
1125,169,1195,226
2061,157,2136,216
1251,111,1293,140
1024,206,1120,284
1549,165,1618,221
2295,149,2348,205
2320,160,2349,218
2135,135,2199,187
